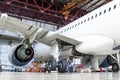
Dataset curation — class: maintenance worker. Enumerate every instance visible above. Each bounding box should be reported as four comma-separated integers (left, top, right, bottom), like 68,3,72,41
68,56,75,73
44,61,51,73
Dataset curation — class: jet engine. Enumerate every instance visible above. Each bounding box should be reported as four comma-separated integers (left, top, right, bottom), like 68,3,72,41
9,44,34,66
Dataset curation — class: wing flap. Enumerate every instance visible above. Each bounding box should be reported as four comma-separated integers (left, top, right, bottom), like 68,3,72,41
37,31,81,46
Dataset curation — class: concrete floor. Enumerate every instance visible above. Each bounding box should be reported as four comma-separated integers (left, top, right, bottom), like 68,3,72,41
0,72,120,80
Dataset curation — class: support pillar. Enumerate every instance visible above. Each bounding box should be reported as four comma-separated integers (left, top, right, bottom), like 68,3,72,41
91,55,99,71
50,40,61,61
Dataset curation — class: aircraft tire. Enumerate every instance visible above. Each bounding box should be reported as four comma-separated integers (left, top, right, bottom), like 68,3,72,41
112,63,119,72
107,55,113,65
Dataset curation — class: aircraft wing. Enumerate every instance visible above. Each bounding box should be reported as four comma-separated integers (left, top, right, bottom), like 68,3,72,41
36,31,81,46
0,13,81,46
0,34,22,45
0,13,40,37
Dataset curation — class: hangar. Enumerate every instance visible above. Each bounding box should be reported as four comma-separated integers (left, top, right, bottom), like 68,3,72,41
0,0,120,80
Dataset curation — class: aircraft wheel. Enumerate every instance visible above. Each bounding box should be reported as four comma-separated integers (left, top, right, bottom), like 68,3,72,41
107,55,113,65
58,59,67,73
112,63,119,72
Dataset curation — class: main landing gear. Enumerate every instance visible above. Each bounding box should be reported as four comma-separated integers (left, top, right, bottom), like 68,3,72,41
44,59,68,73
44,59,57,73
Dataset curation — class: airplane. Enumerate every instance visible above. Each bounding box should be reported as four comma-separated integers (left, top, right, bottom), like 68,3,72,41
0,0,120,72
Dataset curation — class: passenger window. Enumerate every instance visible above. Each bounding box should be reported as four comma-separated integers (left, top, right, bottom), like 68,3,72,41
81,21,83,24
104,10,106,13
75,24,77,27
64,29,66,32
109,7,111,11
95,14,97,17
67,28,69,31
91,16,93,19
84,19,86,23
99,12,102,16
114,5,116,9
78,22,80,25
88,18,90,21
72,25,74,28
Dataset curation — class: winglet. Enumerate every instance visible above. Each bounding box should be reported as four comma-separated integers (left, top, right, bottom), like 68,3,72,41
0,13,8,27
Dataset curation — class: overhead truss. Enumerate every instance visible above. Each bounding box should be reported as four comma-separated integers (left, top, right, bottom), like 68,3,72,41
0,0,112,26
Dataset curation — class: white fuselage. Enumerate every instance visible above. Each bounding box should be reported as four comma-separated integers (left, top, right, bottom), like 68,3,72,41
35,0,120,60
56,0,120,55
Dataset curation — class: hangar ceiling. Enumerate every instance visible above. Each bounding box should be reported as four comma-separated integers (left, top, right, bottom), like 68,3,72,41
0,0,112,27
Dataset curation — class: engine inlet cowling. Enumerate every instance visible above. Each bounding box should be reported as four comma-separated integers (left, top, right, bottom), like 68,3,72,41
9,44,34,66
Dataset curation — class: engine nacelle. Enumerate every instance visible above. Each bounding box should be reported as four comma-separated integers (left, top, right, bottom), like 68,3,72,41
9,44,34,66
